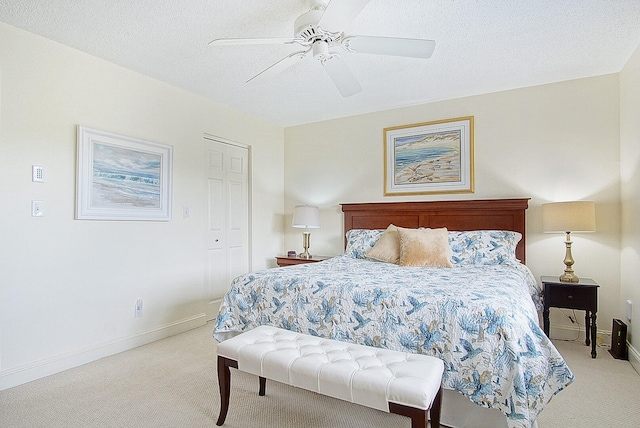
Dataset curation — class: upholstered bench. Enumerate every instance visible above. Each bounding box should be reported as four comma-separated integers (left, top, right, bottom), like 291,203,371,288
215,325,444,428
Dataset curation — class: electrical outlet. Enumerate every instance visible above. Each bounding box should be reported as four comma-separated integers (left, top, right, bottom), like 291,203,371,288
135,298,143,317
32,200,44,217
183,205,190,218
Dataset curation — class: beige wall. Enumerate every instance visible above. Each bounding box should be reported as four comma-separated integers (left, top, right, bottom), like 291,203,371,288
285,74,622,345
621,43,640,370
2,18,636,390
0,23,285,389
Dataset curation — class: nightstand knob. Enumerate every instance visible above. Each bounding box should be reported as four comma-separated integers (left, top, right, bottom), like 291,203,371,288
567,295,573,299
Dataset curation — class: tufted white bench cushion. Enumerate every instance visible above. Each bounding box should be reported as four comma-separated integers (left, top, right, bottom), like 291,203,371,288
215,325,444,428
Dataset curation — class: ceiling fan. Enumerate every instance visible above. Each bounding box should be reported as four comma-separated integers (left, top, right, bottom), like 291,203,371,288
209,0,436,97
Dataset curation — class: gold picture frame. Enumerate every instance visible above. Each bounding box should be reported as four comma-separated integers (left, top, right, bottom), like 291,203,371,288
384,116,474,196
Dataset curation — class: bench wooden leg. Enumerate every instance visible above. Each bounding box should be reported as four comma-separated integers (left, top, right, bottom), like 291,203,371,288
388,386,442,428
259,376,266,396
216,356,238,426
389,402,427,428
430,387,442,428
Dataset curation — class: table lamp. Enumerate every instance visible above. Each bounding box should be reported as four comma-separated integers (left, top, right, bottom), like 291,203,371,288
542,201,596,283
292,205,320,259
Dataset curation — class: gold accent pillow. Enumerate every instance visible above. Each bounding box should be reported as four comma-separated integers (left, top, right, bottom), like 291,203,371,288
398,227,453,268
366,224,400,263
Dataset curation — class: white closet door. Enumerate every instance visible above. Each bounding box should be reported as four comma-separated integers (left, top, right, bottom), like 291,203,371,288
205,138,249,319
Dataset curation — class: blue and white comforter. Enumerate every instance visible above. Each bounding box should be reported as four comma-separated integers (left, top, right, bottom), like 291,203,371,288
214,256,574,428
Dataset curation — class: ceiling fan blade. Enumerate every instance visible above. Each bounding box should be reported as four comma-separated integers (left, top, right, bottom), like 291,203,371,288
247,50,309,84
343,36,436,59
209,37,301,46
317,0,371,33
321,55,362,97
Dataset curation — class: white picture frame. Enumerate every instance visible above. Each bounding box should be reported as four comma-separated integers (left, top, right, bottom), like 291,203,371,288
76,126,173,221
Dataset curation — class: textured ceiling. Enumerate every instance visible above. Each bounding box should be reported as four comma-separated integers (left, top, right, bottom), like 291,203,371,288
1,0,640,127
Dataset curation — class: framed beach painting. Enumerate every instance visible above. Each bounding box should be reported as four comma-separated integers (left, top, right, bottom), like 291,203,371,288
383,116,474,196
76,126,173,220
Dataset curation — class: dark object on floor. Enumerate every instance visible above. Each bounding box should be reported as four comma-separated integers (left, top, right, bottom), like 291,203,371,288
609,318,628,360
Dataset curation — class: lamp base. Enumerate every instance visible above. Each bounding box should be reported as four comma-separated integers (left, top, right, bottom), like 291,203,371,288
298,251,312,259
299,231,312,259
560,232,579,283
560,272,579,283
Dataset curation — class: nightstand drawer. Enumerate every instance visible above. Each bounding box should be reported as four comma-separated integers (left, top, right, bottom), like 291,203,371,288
546,285,596,310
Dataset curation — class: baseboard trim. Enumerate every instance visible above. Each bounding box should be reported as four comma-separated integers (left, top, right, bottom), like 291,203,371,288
0,314,207,391
628,342,640,375
549,324,611,344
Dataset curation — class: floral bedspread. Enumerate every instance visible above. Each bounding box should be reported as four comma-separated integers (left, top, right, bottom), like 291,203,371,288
214,256,574,428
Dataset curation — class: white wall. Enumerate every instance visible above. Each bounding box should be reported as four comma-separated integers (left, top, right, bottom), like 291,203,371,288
0,22,285,389
284,74,621,343
620,42,640,371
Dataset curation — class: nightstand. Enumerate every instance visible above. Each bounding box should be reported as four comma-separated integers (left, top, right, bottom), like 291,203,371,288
541,275,599,358
275,255,331,267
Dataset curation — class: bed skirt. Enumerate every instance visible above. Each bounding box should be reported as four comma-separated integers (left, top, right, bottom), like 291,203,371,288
441,389,536,428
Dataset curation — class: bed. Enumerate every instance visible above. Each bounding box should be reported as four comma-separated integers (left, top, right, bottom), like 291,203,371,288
213,199,574,428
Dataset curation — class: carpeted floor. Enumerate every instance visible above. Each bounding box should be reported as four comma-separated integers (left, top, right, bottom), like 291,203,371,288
536,339,640,428
0,323,638,427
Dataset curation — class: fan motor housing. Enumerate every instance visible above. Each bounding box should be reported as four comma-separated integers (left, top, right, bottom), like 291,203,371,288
294,9,324,39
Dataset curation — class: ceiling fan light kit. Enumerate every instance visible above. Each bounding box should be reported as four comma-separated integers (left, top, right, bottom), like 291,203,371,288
209,0,435,97
312,40,330,60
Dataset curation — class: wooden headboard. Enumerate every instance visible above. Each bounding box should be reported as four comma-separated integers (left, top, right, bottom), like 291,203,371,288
341,198,530,263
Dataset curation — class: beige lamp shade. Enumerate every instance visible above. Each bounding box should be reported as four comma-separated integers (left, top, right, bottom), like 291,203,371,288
542,201,596,233
292,205,320,229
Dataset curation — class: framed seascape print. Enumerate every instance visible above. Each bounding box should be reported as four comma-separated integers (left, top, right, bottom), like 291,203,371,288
383,116,474,196
76,126,173,221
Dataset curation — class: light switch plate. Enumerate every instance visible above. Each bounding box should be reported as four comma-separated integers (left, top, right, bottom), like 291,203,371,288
32,165,44,182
